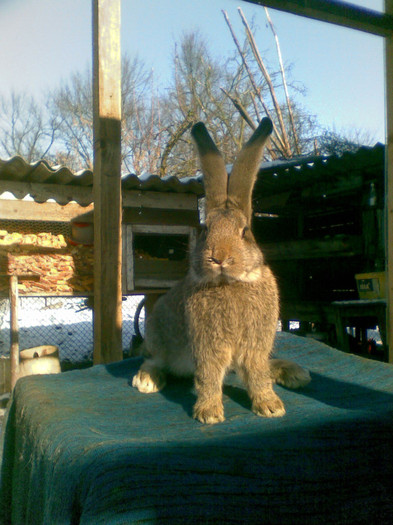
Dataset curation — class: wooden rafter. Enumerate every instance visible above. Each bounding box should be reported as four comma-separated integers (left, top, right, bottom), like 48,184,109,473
243,0,393,37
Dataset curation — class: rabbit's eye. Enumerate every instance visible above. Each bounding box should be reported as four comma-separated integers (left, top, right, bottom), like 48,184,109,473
241,226,249,239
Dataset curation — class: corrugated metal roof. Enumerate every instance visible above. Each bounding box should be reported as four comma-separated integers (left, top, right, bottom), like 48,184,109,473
0,157,93,186
0,156,204,205
0,143,384,206
121,172,204,195
255,143,384,198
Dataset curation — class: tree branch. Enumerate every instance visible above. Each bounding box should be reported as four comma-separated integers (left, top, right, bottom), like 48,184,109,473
238,7,292,157
222,9,287,155
159,117,194,178
264,7,300,155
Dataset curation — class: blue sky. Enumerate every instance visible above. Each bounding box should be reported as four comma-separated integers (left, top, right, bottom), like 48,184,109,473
0,0,386,143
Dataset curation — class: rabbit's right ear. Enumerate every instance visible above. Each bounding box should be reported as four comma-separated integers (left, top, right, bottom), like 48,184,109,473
227,117,273,224
191,122,228,213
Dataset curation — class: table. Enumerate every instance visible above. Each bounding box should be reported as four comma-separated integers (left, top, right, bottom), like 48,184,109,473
1,332,393,524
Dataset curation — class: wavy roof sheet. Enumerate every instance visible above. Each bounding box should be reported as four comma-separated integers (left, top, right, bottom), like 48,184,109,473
0,143,384,206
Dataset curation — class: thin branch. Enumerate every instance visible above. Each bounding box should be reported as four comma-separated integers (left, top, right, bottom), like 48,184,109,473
250,92,261,123
159,117,194,178
222,9,287,154
221,88,276,159
264,7,300,155
220,88,256,130
238,7,292,157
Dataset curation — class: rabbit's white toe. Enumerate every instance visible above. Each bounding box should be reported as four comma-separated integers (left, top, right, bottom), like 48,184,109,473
193,400,225,424
252,391,286,418
132,369,165,393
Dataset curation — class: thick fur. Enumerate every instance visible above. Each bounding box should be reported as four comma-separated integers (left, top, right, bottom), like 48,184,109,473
132,119,310,424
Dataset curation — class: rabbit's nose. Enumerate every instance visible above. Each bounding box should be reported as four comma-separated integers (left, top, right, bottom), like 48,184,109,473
210,252,233,267
210,256,223,266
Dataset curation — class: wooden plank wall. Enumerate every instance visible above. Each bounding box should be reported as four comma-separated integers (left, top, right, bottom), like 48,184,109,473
0,200,93,222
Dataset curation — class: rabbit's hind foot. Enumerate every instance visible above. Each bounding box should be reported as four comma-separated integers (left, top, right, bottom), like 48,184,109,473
270,359,311,389
132,363,166,393
251,391,286,418
193,397,225,424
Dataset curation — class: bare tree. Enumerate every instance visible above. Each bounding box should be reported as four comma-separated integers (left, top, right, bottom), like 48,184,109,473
47,55,160,174
317,128,375,156
48,70,94,170
222,8,317,159
121,57,162,175
0,23,375,177
158,31,246,178
0,91,58,162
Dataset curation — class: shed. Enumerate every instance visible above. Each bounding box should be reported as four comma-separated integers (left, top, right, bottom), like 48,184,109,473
1,144,384,297
1,143,387,361
0,156,201,389
252,143,387,358
0,156,201,297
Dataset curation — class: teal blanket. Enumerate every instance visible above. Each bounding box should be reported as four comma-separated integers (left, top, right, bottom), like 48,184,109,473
1,332,393,524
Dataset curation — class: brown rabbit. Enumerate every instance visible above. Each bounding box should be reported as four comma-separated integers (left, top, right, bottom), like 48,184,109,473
132,118,310,424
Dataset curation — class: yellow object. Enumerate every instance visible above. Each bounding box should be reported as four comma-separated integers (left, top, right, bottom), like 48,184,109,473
355,272,386,299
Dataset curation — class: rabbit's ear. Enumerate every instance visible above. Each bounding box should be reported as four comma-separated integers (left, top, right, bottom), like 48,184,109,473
227,117,273,223
191,122,228,213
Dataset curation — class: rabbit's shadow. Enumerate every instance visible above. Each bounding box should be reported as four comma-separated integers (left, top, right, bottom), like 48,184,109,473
157,373,252,418
130,368,393,419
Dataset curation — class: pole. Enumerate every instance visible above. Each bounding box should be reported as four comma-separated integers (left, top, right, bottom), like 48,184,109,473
92,0,123,364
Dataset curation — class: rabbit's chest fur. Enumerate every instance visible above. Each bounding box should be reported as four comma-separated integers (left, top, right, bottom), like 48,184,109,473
145,264,278,377
185,265,279,358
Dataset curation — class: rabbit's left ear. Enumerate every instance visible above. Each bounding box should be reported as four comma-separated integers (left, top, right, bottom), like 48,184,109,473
227,117,273,224
191,122,228,214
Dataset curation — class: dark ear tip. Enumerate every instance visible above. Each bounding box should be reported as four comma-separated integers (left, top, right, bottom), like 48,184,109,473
246,117,273,145
191,122,207,137
260,117,273,135
191,122,220,154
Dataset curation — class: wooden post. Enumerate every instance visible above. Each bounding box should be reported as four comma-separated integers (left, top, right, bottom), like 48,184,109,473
385,0,393,362
9,275,19,390
92,0,123,364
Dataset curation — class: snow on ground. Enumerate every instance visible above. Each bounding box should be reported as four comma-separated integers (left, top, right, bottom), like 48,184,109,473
0,295,145,363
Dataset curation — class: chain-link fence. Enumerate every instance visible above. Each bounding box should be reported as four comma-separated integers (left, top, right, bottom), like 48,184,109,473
0,217,150,368
0,295,145,365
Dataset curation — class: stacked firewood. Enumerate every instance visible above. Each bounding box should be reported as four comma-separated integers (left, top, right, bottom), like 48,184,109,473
0,230,94,294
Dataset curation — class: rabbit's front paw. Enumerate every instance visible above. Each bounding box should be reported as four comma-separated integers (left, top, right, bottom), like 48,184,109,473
252,391,286,418
193,399,225,424
132,369,166,393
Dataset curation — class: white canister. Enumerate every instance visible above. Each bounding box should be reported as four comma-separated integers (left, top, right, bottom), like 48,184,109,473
18,345,61,379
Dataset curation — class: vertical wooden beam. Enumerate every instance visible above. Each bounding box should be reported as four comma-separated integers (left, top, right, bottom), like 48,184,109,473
92,0,123,364
9,275,19,390
385,0,393,362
